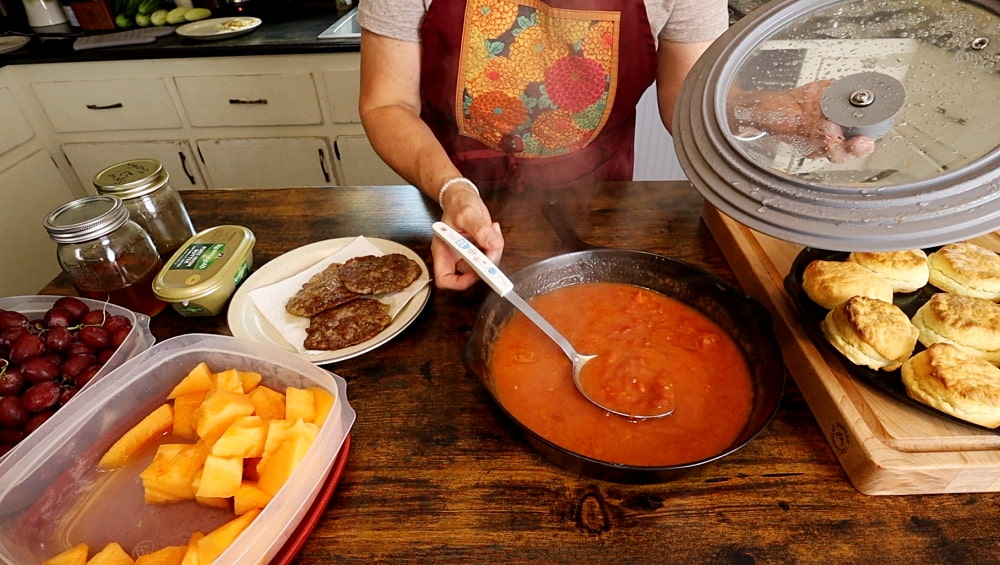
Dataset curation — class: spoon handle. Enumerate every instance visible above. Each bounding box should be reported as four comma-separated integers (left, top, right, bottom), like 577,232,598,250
431,222,514,296
432,221,579,359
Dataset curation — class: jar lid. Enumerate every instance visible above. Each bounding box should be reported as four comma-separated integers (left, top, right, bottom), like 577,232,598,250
93,158,169,199
44,195,130,244
674,0,1000,251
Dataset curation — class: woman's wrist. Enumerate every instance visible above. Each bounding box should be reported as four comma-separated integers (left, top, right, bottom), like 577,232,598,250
437,177,480,208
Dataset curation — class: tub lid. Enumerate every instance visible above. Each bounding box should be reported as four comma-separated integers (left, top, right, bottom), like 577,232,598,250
674,0,1000,250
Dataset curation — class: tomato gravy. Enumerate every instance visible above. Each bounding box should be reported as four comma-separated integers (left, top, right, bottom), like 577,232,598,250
490,282,753,467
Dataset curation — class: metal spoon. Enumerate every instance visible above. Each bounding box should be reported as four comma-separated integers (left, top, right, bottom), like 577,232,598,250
432,221,675,420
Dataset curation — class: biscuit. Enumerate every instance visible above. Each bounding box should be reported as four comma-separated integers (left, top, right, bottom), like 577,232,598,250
911,293,1000,365
847,249,929,293
901,342,1000,428
928,242,1000,300
802,259,894,310
820,295,919,371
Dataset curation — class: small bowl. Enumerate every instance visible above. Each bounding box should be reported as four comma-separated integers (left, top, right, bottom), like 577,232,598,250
464,249,786,483
0,333,355,564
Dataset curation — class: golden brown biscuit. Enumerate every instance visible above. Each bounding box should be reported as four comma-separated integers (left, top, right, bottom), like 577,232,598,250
911,293,1000,365
901,343,1000,428
847,249,929,293
927,242,1000,300
820,295,919,371
802,259,894,310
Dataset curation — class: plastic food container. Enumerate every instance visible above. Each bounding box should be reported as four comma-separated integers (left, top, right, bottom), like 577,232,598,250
153,225,255,317
0,295,155,392
0,333,355,565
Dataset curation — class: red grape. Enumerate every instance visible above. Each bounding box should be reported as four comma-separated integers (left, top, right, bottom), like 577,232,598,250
0,310,28,330
10,334,45,364
45,326,74,352
79,326,110,349
0,367,25,395
81,310,107,326
62,354,98,380
53,296,89,322
0,396,28,428
43,307,74,328
21,357,60,384
74,365,101,388
24,410,55,434
22,381,61,412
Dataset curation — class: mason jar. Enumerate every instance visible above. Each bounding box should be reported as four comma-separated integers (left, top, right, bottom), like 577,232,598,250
93,158,196,258
44,195,167,317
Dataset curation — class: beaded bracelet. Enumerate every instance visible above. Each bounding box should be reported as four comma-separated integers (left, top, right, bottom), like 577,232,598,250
437,177,480,207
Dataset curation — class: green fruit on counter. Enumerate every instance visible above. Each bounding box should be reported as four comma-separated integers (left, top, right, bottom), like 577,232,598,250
165,6,189,24
115,13,133,27
135,12,151,26
137,0,161,15
183,7,212,21
150,8,168,25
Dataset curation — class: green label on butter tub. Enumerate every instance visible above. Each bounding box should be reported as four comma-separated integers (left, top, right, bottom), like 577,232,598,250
170,243,226,270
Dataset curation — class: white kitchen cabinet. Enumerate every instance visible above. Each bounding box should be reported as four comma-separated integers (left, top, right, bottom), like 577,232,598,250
174,73,323,128
196,137,333,188
0,150,79,296
335,134,406,186
30,77,182,133
62,140,205,192
5,52,407,192
0,86,34,155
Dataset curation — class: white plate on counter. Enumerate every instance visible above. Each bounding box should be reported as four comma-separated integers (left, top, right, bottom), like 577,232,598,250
227,237,431,365
175,17,262,40
0,36,30,55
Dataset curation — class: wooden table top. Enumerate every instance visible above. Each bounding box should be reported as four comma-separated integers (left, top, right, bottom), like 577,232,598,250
39,182,1000,564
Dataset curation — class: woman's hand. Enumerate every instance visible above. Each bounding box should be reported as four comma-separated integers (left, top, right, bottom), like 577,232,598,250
431,185,505,291
730,80,876,163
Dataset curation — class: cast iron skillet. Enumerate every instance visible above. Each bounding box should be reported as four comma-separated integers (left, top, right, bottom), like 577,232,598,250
462,206,786,483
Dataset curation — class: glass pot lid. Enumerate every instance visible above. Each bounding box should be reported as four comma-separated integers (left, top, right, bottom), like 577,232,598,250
674,0,1000,250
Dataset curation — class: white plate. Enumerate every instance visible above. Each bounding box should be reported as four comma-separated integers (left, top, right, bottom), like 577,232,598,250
175,16,262,40
0,36,30,55
228,237,431,364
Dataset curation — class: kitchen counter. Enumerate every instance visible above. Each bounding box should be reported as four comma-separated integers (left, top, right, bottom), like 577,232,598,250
37,182,1000,564
0,4,358,66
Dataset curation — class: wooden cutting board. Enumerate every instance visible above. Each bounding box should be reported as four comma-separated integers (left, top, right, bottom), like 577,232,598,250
703,204,1000,495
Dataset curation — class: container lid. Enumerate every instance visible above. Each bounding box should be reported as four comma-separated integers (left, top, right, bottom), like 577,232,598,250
674,0,1000,251
153,225,256,302
93,158,169,199
43,195,130,244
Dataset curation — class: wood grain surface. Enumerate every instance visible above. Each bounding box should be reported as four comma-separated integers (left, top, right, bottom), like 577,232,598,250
39,183,1000,564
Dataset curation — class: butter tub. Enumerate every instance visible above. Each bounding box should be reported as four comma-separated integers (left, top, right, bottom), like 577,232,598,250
153,225,255,316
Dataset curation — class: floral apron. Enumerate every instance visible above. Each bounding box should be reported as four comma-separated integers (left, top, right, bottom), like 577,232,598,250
420,0,657,192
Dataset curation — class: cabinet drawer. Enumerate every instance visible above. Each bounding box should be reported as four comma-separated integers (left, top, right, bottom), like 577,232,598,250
175,74,322,127
31,78,181,133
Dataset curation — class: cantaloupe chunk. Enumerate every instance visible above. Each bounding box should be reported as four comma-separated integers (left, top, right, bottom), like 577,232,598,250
171,391,207,440
195,494,231,510
239,370,262,393
309,386,335,427
194,391,254,445
255,419,295,475
211,415,267,458
284,387,315,423
168,362,213,399
195,455,243,499
139,443,207,504
233,480,273,515
134,545,187,565
86,542,134,565
195,509,260,564
42,543,89,565
211,369,244,394
248,385,285,421
179,532,204,565
258,420,318,496
99,404,173,470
